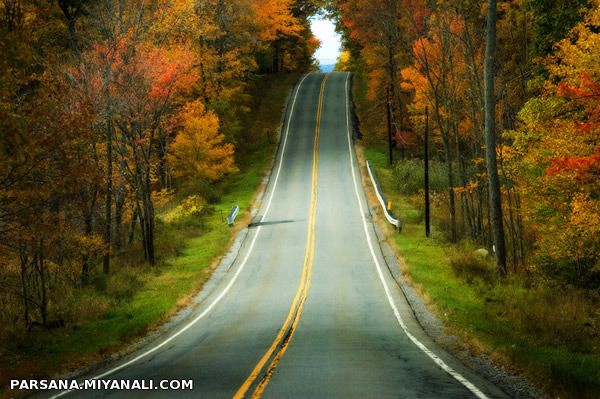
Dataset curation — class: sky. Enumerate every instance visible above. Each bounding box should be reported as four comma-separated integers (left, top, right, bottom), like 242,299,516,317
310,16,342,67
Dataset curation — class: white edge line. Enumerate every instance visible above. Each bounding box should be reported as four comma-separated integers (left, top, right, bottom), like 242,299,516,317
343,73,488,399
49,73,313,399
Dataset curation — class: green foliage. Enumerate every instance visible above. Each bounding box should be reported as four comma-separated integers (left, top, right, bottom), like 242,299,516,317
530,0,590,58
391,159,448,195
517,95,569,125
535,255,600,291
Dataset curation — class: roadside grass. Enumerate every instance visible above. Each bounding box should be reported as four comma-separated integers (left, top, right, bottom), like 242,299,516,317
362,145,600,399
0,74,298,396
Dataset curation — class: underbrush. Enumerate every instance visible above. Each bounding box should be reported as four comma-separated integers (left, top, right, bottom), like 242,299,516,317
392,158,448,195
495,283,598,352
448,249,494,285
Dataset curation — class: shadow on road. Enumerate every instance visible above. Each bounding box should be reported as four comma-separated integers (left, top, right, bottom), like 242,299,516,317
248,220,296,228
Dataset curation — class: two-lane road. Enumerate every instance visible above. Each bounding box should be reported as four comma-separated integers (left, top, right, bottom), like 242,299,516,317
47,73,507,399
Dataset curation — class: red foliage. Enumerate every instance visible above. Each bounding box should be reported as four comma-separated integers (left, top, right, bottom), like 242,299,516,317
404,0,432,35
557,71,600,100
557,71,600,125
547,147,600,178
548,70,600,178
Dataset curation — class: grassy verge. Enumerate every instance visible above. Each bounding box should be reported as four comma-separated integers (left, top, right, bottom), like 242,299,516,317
362,144,600,399
0,74,298,396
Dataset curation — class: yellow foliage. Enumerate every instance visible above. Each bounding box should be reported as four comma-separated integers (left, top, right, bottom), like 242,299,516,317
250,0,304,41
569,194,600,255
509,2,600,275
152,188,175,209
148,0,199,42
169,100,238,182
72,233,104,259
336,50,351,72
545,0,600,85
163,195,206,222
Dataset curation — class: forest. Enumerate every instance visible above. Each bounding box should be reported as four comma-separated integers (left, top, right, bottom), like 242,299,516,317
334,0,599,283
0,0,321,390
331,0,599,396
0,0,319,323
1,0,599,397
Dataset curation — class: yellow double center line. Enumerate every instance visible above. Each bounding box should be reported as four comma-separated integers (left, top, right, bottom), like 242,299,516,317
233,74,329,399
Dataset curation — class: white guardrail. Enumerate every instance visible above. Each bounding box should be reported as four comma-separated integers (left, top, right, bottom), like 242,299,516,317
227,205,240,227
366,160,402,231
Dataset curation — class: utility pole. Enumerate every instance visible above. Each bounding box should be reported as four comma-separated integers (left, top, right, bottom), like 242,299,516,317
386,86,393,166
424,107,431,238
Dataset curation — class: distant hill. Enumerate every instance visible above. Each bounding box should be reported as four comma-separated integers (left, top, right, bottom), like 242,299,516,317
320,64,335,73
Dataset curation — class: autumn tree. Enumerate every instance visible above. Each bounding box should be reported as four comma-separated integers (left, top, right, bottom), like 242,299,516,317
168,100,237,182
336,0,403,145
253,0,320,75
333,0,535,267
0,0,320,332
510,1,600,287
0,2,102,323
57,0,92,56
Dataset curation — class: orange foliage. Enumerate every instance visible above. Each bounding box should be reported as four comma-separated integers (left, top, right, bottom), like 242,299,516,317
251,0,304,41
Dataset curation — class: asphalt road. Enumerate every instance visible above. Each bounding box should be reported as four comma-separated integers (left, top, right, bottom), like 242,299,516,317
45,72,508,399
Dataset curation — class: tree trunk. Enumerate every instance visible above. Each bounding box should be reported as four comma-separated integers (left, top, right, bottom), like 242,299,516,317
453,121,469,238
273,41,282,73
386,86,394,165
515,193,526,264
424,107,431,238
506,188,518,271
81,211,92,285
114,185,124,250
39,241,47,326
477,186,485,239
484,0,507,275
114,131,128,250
136,200,148,258
157,127,168,189
81,183,98,285
129,206,138,245
418,37,457,242
19,242,30,328
442,134,457,243
103,118,113,274
66,17,80,57
432,104,457,242
386,33,398,164
58,1,82,58
142,175,155,265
